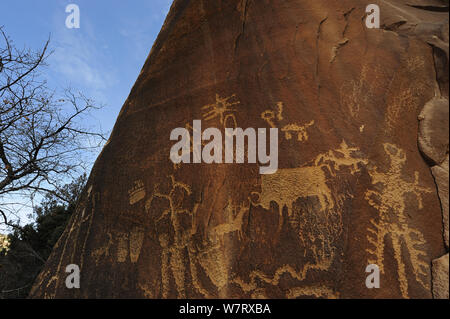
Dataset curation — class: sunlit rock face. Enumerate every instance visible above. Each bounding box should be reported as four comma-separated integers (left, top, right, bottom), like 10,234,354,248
30,0,448,299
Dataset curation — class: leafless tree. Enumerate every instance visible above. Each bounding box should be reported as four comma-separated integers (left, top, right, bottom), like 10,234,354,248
0,27,105,229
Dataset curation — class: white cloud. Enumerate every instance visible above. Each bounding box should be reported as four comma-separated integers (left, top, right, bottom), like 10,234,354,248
49,11,117,102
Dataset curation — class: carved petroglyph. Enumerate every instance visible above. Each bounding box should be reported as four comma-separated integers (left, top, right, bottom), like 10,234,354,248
385,57,429,131
197,240,230,291
231,257,334,296
261,102,284,127
91,232,113,265
261,102,314,141
145,175,196,298
385,88,418,131
146,175,193,224
146,176,252,298
117,233,129,263
129,227,145,263
314,140,369,176
229,141,368,297
230,194,347,298
138,282,156,298
45,194,93,297
115,226,145,263
201,94,241,129
187,243,213,298
253,166,333,224
208,198,248,241
231,188,352,298
339,66,368,118
146,141,368,298
282,122,315,141
128,180,146,205
251,140,367,232
365,143,433,298
173,122,208,170
340,64,389,119
158,234,171,298
287,285,339,299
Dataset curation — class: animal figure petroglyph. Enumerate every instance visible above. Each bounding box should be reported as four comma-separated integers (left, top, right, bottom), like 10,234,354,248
314,140,369,176
251,140,367,233
145,176,260,298
208,198,248,242
261,102,315,142
230,142,367,298
281,121,315,141
364,143,432,298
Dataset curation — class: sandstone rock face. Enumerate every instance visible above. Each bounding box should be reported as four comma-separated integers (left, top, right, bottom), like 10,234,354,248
432,156,449,248
432,253,449,299
30,0,448,299
418,97,449,164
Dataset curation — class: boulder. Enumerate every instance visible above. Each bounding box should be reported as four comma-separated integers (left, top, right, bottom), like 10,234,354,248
432,155,449,248
30,0,448,299
432,253,449,299
418,97,449,165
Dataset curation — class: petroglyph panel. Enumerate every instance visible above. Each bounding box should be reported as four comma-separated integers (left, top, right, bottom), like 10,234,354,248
252,141,367,225
29,0,446,299
365,143,433,298
145,175,196,298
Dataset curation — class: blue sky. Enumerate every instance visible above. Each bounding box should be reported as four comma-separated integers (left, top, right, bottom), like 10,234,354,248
1,0,173,135
0,1,173,226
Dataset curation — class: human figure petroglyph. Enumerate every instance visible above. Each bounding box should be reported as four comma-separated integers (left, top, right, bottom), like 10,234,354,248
201,94,240,129
364,143,432,298
147,139,369,297
314,140,369,176
261,102,284,128
145,177,251,298
144,175,236,298
145,175,195,298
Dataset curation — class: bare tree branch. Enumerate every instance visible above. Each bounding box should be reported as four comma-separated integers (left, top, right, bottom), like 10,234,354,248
0,27,106,229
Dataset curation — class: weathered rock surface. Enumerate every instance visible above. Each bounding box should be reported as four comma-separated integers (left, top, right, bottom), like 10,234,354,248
432,253,449,299
418,97,449,164
30,0,448,299
432,155,449,248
